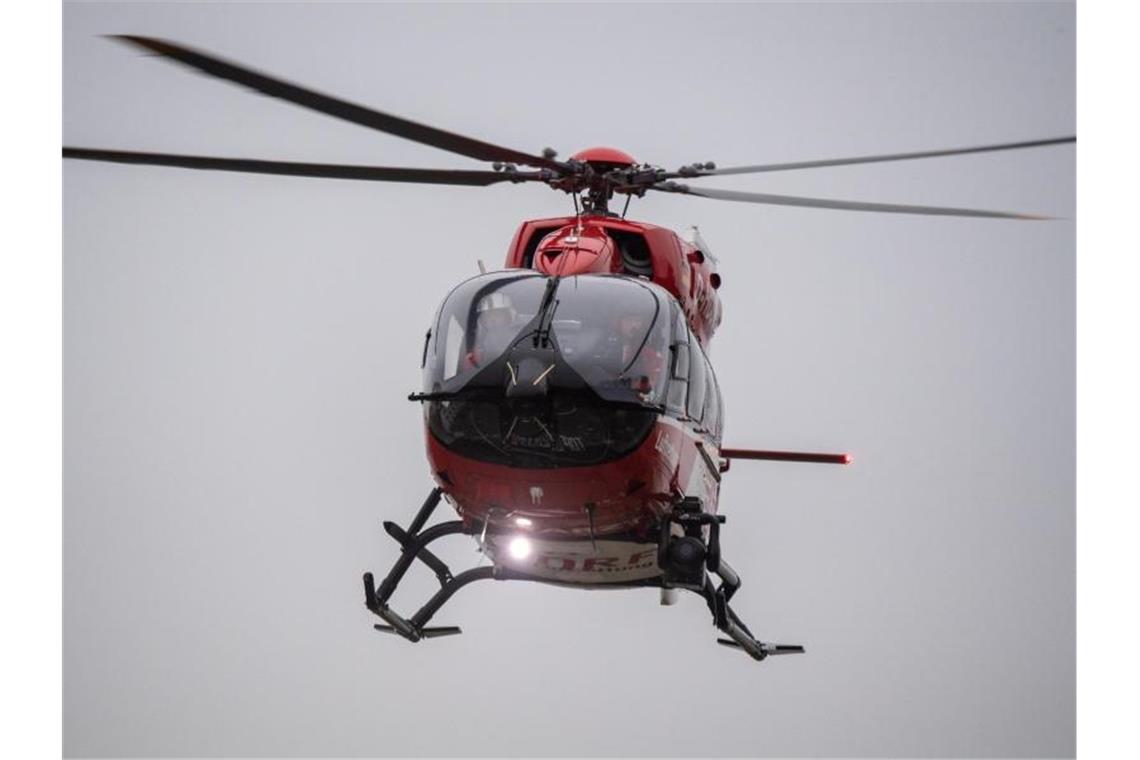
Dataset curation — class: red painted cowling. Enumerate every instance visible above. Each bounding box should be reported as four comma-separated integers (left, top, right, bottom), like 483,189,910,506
569,146,637,166
504,216,724,346
531,224,616,277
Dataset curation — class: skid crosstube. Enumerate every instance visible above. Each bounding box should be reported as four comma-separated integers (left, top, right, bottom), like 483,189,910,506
363,488,803,661
361,487,497,642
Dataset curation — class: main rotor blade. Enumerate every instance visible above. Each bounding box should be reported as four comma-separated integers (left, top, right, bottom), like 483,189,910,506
62,147,541,186
109,35,565,172
669,136,1076,178
649,183,1051,219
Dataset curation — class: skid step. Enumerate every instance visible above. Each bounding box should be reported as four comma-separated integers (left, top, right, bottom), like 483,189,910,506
717,639,805,657
374,624,462,639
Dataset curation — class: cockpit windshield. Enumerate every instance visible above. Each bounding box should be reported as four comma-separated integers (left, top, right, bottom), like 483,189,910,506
421,272,674,468
423,272,671,407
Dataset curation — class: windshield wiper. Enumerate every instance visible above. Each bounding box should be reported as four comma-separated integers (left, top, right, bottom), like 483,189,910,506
532,276,562,348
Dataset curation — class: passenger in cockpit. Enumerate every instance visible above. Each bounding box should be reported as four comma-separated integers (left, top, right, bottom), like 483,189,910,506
618,313,666,398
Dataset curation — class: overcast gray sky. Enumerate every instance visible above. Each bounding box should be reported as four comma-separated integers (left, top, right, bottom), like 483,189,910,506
64,2,1075,757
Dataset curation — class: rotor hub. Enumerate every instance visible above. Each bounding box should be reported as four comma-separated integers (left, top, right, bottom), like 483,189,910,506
569,146,637,167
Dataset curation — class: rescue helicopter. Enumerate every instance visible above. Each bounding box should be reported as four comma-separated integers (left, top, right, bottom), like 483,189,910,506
63,36,1075,662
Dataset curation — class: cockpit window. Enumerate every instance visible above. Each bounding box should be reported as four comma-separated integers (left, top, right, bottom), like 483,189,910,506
427,271,546,387
424,272,671,406
422,272,678,468
550,276,670,406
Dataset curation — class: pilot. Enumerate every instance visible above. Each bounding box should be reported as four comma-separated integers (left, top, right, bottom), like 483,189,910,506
464,292,517,369
618,313,665,396
618,313,645,366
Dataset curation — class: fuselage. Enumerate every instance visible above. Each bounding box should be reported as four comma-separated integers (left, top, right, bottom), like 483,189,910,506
417,217,727,584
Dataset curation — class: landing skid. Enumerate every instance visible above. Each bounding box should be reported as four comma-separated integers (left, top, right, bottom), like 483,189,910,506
362,488,803,662
660,497,805,661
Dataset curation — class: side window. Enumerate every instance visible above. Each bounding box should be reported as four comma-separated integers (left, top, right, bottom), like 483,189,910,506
666,343,688,416
686,333,707,423
441,314,464,380
702,356,722,440
671,343,690,378
665,305,689,417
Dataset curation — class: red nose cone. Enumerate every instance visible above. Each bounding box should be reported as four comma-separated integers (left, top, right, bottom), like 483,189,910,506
570,146,637,166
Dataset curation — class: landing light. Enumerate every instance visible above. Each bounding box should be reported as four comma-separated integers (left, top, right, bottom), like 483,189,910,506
508,536,532,560
515,517,533,527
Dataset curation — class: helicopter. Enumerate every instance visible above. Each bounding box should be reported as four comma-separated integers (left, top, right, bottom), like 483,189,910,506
63,35,1075,662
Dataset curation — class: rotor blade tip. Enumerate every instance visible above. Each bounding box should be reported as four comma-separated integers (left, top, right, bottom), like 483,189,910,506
106,34,169,54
